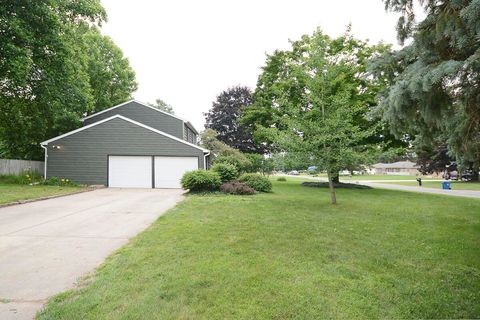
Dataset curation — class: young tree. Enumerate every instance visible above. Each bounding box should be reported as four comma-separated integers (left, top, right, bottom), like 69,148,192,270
243,29,391,202
204,86,268,154
370,0,480,180
148,98,174,115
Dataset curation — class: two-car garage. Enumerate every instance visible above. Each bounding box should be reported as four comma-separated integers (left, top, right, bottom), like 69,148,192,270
108,155,198,189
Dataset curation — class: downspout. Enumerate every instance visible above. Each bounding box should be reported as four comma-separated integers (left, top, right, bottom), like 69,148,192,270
204,152,210,170
40,144,48,179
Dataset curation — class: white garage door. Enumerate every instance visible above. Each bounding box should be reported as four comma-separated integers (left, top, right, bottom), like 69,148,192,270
155,156,198,188
108,156,152,188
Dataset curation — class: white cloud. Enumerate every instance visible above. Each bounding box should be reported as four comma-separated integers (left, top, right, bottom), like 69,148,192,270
100,0,401,131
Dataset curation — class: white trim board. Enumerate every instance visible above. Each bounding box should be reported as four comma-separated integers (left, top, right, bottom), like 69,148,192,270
81,99,199,134
40,114,209,153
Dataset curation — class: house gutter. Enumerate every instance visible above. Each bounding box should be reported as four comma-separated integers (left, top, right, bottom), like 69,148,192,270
204,151,210,170
40,144,48,179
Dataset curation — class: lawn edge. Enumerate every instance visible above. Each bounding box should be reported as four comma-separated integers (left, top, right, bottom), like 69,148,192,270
0,186,100,208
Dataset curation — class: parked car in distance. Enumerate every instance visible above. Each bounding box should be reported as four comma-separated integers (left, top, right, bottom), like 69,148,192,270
288,170,300,175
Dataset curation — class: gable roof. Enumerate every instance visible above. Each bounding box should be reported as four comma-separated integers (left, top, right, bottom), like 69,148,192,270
41,114,209,152
373,161,419,169
81,99,199,134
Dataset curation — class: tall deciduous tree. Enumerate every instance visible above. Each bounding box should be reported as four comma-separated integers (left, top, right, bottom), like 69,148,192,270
204,86,268,154
84,27,137,114
243,28,393,198
0,1,137,160
370,0,480,179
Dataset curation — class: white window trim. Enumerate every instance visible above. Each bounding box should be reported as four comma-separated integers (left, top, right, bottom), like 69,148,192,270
40,114,209,153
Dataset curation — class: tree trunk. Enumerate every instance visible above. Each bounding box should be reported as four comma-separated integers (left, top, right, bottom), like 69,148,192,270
331,173,339,183
472,164,479,182
327,173,337,205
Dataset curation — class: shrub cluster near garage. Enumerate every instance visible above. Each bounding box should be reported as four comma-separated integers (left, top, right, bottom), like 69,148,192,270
239,173,272,192
220,181,255,195
181,170,221,192
211,163,239,182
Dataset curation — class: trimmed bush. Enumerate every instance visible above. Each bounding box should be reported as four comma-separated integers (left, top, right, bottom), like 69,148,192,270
239,173,272,192
211,163,239,182
220,181,255,195
277,176,287,182
181,170,221,192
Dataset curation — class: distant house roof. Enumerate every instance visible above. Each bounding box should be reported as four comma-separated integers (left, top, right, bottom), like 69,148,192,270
372,161,419,169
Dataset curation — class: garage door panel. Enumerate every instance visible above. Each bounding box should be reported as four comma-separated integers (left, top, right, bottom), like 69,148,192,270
108,156,152,188
155,157,198,189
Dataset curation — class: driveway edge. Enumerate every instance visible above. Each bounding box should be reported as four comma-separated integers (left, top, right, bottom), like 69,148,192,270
0,187,100,209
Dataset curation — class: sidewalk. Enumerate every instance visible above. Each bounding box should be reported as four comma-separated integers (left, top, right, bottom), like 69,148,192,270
284,175,480,199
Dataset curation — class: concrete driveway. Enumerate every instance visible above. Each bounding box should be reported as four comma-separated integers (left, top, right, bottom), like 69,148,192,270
0,188,184,319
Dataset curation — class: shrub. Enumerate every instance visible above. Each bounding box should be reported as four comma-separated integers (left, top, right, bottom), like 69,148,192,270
181,170,221,192
43,177,79,186
277,176,287,182
239,173,272,192
213,155,251,173
220,181,255,195
211,163,239,182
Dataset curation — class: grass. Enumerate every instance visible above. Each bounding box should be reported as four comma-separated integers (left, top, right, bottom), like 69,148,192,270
340,174,436,181
38,179,480,319
0,184,85,204
383,180,480,191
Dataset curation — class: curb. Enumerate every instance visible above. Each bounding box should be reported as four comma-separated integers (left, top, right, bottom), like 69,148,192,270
0,187,102,209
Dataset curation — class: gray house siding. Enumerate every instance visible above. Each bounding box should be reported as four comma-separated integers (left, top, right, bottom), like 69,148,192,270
46,117,204,185
183,124,197,144
83,101,184,139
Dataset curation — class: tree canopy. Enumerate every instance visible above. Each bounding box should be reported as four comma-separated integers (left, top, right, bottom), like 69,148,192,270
0,0,137,160
243,29,391,203
148,98,175,114
204,86,268,154
370,0,480,178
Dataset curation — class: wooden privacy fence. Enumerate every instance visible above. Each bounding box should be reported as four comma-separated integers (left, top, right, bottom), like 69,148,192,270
0,159,44,176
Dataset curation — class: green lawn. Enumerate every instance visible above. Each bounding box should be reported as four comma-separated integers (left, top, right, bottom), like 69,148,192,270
38,179,480,319
0,184,85,204
383,180,480,191
340,174,436,181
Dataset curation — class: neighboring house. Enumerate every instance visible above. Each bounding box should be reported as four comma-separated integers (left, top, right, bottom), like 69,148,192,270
40,100,209,188
372,161,420,175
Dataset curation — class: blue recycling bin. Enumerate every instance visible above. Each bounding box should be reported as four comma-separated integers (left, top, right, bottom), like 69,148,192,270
442,181,451,190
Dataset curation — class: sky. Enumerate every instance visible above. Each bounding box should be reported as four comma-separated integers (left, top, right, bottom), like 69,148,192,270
100,0,402,131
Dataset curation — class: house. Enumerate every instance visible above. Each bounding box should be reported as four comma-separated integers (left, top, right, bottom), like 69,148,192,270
372,161,420,175
40,100,210,188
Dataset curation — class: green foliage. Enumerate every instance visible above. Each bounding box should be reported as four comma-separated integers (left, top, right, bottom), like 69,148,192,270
239,173,272,192
220,181,255,195
83,27,138,114
211,163,239,182
244,153,274,175
243,28,389,201
0,169,42,185
0,1,136,160
148,98,174,115
181,170,221,192
43,177,80,187
213,155,251,173
372,0,480,179
204,86,267,154
277,177,287,182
